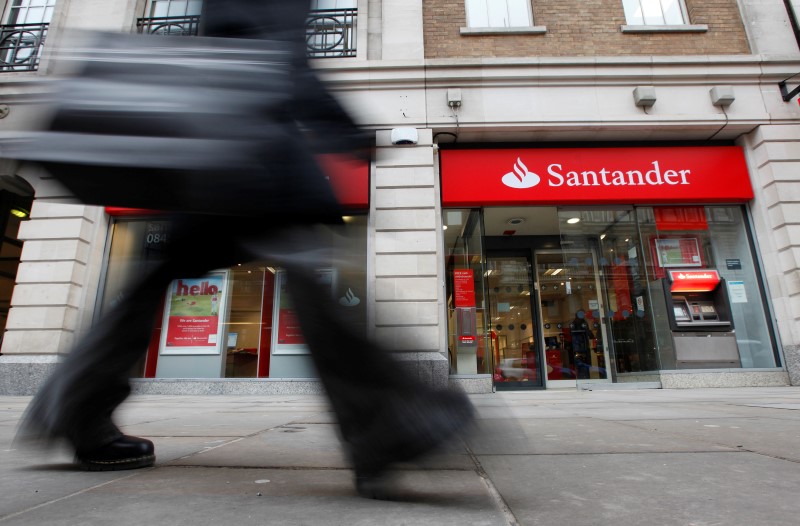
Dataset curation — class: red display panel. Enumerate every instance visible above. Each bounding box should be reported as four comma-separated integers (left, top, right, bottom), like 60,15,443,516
440,146,753,207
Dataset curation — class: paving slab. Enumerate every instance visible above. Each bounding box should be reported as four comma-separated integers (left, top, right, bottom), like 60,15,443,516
170,423,351,469
621,416,800,462
170,422,476,472
467,417,737,455
479,451,800,526
0,466,504,526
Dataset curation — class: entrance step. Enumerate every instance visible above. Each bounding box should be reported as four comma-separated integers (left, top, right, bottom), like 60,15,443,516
578,381,662,391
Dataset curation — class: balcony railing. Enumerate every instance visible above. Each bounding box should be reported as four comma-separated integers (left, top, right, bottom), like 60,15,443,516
136,15,201,36
136,8,357,58
306,8,357,58
0,22,48,72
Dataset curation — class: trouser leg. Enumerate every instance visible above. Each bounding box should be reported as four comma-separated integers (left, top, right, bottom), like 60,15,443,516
20,216,248,451
281,255,474,475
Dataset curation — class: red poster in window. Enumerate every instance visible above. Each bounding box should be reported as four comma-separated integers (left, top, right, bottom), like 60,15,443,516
164,277,223,348
277,308,305,345
454,269,476,308
654,207,708,231
166,316,218,347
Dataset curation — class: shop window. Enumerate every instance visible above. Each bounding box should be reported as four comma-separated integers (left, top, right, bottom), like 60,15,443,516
465,0,533,28
621,0,687,26
639,206,779,370
444,209,491,376
100,216,368,379
558,208,661,377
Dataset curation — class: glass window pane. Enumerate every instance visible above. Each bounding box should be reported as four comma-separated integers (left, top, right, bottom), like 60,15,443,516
622,0,645,25
187,0,203,15
312,0,337,9
662,0,685,24
22,7,45,23
151,1,169,17
444,209,491,375
640,0,666,25
466,0,489,27
706,207,777,368
486,1,509,27
167,1,188,17
506,0,532,26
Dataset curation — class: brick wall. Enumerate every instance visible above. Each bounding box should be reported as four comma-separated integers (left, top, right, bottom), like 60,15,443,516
423,0,750,58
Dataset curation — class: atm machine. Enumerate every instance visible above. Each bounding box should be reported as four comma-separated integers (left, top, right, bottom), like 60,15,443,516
662,269,740,368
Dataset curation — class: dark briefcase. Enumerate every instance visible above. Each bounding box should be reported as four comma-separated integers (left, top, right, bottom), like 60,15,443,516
2,31,341,221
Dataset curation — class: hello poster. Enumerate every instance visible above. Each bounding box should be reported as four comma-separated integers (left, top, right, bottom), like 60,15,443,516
160,272,228,355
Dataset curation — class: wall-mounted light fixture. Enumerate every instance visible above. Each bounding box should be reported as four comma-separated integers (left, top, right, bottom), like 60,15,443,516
633,86,657,108
10,208,28,218
447,88,462,109
390,127,419,145
710,86,735,107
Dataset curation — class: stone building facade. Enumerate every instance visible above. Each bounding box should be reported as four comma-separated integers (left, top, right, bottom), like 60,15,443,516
1,0,800,394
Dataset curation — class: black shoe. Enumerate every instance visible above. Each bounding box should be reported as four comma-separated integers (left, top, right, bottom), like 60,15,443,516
351,390,475,499
76,435,156,471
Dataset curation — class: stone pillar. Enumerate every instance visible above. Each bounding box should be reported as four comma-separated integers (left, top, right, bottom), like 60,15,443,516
371,129,449,388
0,168,108,394
739,125,800,385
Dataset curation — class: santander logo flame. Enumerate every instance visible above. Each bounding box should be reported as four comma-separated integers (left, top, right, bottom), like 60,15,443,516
339,288,361,307
501,158,541,189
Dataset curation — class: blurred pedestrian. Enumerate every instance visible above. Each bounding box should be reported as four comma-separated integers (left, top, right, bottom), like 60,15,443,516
14,0,473,499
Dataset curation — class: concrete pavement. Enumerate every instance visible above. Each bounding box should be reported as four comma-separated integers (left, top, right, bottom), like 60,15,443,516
2,387,800,525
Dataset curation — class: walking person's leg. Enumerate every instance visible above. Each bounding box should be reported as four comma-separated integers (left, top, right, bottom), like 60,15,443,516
274,236,474,498
18,215,246,469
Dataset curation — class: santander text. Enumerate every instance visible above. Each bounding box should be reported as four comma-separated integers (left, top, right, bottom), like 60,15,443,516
547,161,690,187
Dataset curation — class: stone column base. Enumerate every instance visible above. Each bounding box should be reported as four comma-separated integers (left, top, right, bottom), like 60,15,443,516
0,355,60,395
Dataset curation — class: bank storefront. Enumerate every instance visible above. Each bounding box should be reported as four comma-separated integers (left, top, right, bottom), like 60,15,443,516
441,145,785,390
100,156,370,383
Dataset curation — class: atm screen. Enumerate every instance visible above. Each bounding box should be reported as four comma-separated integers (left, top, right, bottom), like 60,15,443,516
673,306,691,322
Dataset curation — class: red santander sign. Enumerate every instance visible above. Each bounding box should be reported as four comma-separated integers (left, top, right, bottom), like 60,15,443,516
668,269,721,292
440,146,752,207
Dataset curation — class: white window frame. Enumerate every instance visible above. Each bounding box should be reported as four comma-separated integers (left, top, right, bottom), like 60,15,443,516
3,0,57,25
311,0,357,9
461,0,547,36
146,0,202,18
622,0,687,26
465,0,532,28
620,0,708,33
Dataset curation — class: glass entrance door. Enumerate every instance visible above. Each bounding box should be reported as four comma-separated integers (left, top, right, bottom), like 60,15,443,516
486,253,542,389
535,249,611,387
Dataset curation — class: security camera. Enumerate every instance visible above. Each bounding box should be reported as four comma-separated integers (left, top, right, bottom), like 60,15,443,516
390,127,419,145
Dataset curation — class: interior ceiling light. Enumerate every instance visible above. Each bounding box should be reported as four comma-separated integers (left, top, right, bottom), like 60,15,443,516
567,217,581,224
551,268,563,276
